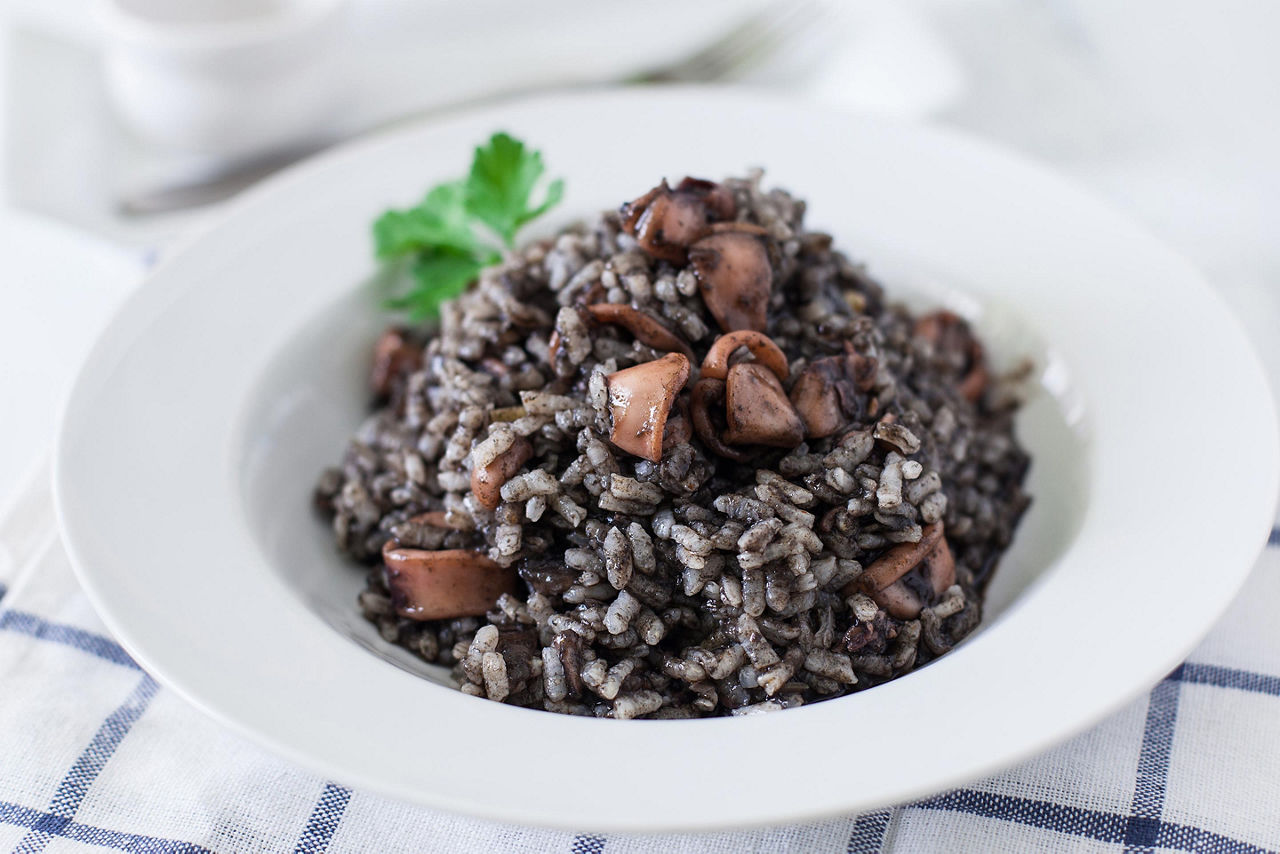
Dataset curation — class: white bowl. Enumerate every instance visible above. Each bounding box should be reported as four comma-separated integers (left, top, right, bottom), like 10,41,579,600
100,0,347,157
55,88,1279,832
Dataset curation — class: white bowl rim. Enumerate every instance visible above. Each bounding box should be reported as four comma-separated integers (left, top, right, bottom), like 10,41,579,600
97,0,346,52
53,87,1280,832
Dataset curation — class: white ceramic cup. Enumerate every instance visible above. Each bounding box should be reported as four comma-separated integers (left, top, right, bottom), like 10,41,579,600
100,0,348,158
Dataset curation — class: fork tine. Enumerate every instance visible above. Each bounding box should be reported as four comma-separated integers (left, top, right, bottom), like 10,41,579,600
639,0,827,83
717,1,828,80
682,3,807,78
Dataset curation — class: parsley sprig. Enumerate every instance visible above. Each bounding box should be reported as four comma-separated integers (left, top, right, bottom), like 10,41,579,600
374,132,564,320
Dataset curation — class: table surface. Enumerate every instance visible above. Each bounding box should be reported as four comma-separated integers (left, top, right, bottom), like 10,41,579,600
2,5,1279,850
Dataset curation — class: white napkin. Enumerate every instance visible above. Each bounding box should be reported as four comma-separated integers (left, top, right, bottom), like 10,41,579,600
2,456,1278,852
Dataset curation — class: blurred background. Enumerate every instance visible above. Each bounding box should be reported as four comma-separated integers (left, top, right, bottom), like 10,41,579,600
1,0,1278,499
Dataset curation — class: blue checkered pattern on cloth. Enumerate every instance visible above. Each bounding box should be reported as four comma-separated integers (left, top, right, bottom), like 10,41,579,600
2,463,1278,854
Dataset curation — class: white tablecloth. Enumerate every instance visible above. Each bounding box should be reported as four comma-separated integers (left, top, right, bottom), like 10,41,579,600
2,464,1278,852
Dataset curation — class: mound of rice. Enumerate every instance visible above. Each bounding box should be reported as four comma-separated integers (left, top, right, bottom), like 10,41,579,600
315,172,1030,718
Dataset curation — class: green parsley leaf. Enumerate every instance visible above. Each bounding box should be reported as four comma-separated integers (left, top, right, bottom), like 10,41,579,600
465,132,562,248
373,181,476,260
372,132,563,321
384,249,492,321
516,178,564,230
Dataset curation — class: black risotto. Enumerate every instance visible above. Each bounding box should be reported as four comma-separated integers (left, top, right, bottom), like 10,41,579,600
315,173,1031,718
